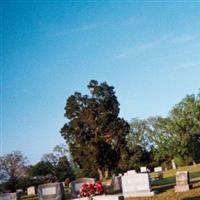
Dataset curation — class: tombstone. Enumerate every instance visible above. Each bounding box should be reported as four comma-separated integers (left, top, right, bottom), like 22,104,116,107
16,190,22,194
122,172,154,197
111,175,122,193
171,159,177,169
0,193,21,200
27,186,36,196
140,167,147,173
38,182,64,200
154,166,163,180
154,166,162,172
127,170,136,175
175,171,191,192
70,178,95,198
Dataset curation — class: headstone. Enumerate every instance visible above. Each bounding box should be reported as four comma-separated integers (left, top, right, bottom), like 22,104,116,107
127,170,136,175
154,166,162,172
27,186,36,196
154,166,163,180
175,171,191,192
70,178,95,198
122,172,154,197
16,190,22,194
171,159,177,169
140,167,147,173
38,182,64,200
111,176,122,193
0,193,21,200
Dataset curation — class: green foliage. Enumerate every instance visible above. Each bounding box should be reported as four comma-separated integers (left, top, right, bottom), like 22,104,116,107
61,80,130,178
150,91,200,167
30,144,74,181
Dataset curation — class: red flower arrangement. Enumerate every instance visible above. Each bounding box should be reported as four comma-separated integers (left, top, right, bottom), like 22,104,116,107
79,181,104,199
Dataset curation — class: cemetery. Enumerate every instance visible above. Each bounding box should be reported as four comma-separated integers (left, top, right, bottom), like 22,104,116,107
1,164,200,200
1,82,200,200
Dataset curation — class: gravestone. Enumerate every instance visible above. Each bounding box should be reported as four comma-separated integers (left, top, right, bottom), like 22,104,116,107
122,172,154,197
154,166,162,172
154,166,163,180
175,171,191,192
27,186,36,196
38,182,64,200
171,159,177,169
140,167,147,173
111,175,122,193
0,193,21,200
70,178,95,198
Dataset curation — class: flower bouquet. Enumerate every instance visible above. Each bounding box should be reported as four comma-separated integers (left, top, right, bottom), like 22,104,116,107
79,181,104,200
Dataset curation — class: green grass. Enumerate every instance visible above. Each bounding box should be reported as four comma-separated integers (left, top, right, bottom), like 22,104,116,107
20,164,200,200
126,164,200,200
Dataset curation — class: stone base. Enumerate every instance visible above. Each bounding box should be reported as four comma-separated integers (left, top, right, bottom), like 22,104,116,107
175,184,190,192
123,191,155,198
71,194,124,200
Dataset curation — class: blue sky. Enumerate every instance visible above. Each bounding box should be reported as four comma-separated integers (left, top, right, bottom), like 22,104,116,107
1,1,200,164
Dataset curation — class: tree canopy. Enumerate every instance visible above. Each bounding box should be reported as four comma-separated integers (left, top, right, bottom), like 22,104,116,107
61,80,130,179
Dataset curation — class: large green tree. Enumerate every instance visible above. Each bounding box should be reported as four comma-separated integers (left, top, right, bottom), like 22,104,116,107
150,92,200,167
60,80,129,179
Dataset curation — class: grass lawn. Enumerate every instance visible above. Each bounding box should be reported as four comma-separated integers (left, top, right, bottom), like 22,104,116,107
21,164,200,200
126,164,200,200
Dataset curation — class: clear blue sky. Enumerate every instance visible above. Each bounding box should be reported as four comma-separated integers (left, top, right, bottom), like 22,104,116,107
1,1,200,164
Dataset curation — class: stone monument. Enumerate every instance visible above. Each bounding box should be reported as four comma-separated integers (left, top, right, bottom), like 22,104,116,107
0,193,21,200
27,186,36,196
175,171,191,192
70,178,95,198
38,182,64,200
111,175,122,193
140,167,147,173
171,159,177,169
122,172,154,197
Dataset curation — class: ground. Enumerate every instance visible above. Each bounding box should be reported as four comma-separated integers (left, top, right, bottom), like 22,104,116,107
126,164,200,200
21,164,200,200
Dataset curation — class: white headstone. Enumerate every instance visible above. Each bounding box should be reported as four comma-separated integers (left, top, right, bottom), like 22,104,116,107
172,159,177,169
140,167,147,173
154,166,162,172
122,172,154,197
175,171,190,192
127,170,136,175
27,186,36,196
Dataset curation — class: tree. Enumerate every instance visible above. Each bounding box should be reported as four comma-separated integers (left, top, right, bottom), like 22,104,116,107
0,151,28,192
31,144,74,181
126,119,153,170
60,80,130,179
150,92,200,167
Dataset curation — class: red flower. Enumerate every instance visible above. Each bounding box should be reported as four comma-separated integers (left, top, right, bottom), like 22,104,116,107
79,181,104,198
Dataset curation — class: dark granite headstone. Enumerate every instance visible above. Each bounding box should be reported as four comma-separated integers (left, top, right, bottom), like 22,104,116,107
70,178,95,198
0,193,21,200
175,171,191,192
111,176,122,193
38,182,64,200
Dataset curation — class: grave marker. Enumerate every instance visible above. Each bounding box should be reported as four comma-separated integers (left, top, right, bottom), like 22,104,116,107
0,193,21,200
122,172,154,197
175,171,191,192
70,178,95,198
27,186,36,196
38,182,64,200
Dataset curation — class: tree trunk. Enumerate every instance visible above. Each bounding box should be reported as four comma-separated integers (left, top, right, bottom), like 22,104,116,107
98,168,103,181
105,169,109,179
